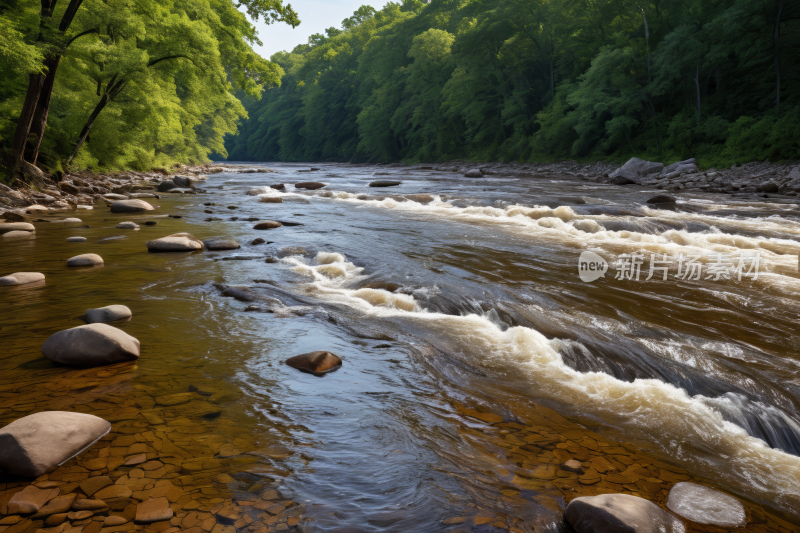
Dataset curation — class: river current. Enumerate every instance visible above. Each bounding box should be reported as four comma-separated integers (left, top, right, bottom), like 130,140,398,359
2,163,800,532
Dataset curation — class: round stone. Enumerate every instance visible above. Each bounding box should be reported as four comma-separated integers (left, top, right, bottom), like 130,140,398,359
666,482,746,528
67,254,104,267
67,236,87,242
0,272,45,286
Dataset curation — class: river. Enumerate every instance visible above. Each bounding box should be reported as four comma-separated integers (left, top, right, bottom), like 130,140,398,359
2,162,799,532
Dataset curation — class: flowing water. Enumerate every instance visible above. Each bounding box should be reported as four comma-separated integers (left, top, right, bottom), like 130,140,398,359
2,163,800,532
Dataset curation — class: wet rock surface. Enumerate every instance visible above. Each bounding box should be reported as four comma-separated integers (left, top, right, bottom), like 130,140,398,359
67,254,104,267
566,493,685,533
147,233,204,252
666,482,747,527
110,200,154,214
203,239,241,251
285,351,342,376
0,272,45,286
0,412,111,477
42,324,140,365
84,305,133,324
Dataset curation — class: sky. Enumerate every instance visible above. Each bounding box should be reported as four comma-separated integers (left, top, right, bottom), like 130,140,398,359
247,0,388,59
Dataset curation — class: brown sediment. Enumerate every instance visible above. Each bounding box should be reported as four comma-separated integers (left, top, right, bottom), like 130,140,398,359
433,400,800,533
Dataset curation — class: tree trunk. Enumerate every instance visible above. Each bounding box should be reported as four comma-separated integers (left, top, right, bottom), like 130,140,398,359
11,74,46,174
25,55,61,165
774,0,784,110
694,66,701,122
67,78,127,165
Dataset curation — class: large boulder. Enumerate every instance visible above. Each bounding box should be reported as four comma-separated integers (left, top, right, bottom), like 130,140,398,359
565,494,685,533
253,221,282,230
42,323,140,365
294,182,327,190
172,175,196,188
0,411,111,477
0,272,45,286
85,305,132,324
756,181,779,193
146,233,204,252
203,239,240,250
157,180,177,192
67,253,104,267
369,180,401,187
285,351,342,376
666,482,746,528
609,158,664,184
661,158,698,179
464,168,483,178
110,199,154,213
0,222,35,235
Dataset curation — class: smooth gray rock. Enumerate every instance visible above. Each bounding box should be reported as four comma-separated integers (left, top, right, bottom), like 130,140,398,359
110,199,154,213
157,180,177,192
51,218,82,224
756,181,779,193
248,186,270,196
0,222,35,235
464,168,483,178
67,253,103,267
146,232,204,252
116,221,140,229
85,305,132,324
662,159,698,177
566,494,685,533
369,180,401,187
609,158,664,183
172,176,196,188
646,194,677,204
203,239,241,250
0,412,111,477
0,272,45,286
67,236,87,242
666,482,746,527
101,193,129,201
1,230,35,240
42,323,140,365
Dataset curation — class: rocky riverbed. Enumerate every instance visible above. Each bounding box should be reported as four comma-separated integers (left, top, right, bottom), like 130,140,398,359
2,162,800,533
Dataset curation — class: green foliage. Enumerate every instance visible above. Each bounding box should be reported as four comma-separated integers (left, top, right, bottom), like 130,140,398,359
227,0,800,166
1,0,296,172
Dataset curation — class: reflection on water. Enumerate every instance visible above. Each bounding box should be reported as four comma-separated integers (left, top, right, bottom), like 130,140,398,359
2,163,800,532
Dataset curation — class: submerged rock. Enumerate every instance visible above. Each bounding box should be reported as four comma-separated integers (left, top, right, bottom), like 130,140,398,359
203,239,241,250
294,181,326,190
566,494,685,533
7,485,58,514
0,272,45,286
67,253,104,267
147,232,204,252
42,323,140,365
110,199,154,213
253,221,282,230
403,194,435,204
0,411,111,477
85,305,132,324
285,351,342,376
645,194,677,204
666,482,746,528
369,180,401,187
135,496,173,523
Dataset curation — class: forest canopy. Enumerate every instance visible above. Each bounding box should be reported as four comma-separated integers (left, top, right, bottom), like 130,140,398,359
226,0,800,167
0,0,298,179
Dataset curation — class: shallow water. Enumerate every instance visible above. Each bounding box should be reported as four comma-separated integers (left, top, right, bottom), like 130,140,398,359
2,163,800,532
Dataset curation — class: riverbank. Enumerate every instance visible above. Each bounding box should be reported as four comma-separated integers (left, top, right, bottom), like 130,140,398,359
2,163,800,533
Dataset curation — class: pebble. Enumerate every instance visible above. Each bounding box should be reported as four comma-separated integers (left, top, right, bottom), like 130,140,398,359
116,222,140,229
67,236,87,242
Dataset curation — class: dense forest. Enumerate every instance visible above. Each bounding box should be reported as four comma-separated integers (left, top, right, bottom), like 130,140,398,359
227,0,800,167
0,0,297,181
